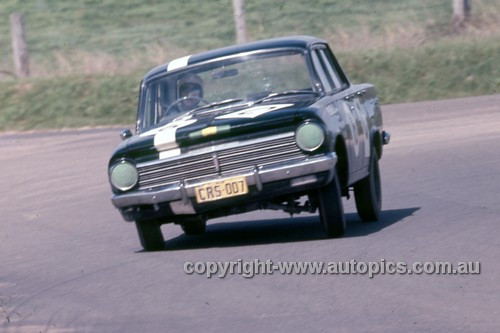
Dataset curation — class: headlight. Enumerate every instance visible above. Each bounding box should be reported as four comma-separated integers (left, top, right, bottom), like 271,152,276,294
110,161,138,191
295,122,325,152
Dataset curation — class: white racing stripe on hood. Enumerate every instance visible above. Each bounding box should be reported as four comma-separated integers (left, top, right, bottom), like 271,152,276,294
154,126,178,151
159,148,181,159
215,104,293,119
138,115,197,158
167,55,191,71
154,117,197,151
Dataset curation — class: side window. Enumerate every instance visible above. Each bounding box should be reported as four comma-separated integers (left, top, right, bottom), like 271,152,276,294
142,83,160,128
323,47,349,89
318,49,342,89
311,50,333,92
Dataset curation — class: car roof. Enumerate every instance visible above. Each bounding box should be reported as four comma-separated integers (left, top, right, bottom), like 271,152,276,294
143,35,326,80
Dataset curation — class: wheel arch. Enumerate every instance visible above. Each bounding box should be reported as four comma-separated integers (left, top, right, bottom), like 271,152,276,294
334,135,349,189
373,129,382,160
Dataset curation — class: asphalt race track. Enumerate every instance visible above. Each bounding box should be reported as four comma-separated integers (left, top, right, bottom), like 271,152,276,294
1,95,499,332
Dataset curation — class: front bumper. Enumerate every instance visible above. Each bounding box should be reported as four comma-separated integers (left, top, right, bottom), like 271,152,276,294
111,152,336,214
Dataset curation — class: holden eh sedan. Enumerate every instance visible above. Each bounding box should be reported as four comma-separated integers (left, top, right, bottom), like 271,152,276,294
108,36,390,251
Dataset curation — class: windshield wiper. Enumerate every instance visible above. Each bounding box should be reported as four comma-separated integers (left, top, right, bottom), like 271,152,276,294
252,90,319,104
190,98,246,114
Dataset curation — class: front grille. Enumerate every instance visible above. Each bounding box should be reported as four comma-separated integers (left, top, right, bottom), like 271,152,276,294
137,133,306,190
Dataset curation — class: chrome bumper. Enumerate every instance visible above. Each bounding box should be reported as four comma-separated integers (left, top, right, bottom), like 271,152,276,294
111,152,337,209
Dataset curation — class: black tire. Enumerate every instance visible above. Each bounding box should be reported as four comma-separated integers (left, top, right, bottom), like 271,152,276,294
354,149,382,222
318,172,346,238
181,218,207,235
135,219,165,251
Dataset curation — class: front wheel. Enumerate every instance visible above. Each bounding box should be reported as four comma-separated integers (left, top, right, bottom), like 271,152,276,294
354,149,382,222
135,219,165,251
317,172,346,238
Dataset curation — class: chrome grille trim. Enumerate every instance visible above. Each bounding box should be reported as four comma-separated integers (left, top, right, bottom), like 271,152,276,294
137,132,307,190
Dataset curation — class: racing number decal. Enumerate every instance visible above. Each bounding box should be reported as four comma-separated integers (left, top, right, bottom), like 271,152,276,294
353,98,371,158
342,101,360,158
216,104,293,119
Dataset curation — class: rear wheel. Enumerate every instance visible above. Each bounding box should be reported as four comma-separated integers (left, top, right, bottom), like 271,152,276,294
135,219,165,251
354,149,382,222
317,172,346,237
181,218,207,235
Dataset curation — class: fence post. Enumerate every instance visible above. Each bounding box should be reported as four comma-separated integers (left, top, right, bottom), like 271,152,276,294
453,0,472,31
10,12,30,77
232,0,248,44
464,0,472,21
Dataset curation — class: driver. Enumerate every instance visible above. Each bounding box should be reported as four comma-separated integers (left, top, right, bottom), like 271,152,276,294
161,73,204,122
177,73,204,111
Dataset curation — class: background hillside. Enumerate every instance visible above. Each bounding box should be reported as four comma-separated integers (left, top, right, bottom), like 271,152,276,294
0,0,499,130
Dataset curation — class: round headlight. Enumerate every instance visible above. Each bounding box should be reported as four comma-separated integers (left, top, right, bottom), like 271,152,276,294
110,161,138,191
295,122,325,152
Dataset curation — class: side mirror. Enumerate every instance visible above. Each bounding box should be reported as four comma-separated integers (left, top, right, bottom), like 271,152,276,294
382,130,391,145
120,129,133,141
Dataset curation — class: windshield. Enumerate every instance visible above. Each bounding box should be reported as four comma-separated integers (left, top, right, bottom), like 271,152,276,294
138,49,313,131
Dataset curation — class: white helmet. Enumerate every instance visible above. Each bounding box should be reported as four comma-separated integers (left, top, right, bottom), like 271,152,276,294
178,73,203,98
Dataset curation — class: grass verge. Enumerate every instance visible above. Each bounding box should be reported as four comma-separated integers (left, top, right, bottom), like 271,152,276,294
341,38,500,104
1,37,498,131
0,75,138,131
1,38,498,131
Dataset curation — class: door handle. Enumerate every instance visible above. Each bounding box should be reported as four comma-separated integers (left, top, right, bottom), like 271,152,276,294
344,94,355,101
356,89,366,96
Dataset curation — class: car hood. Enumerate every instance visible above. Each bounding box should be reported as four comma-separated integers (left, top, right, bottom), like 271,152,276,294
112,97,322,163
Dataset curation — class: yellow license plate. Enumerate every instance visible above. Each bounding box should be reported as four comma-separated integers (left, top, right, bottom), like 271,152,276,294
195,177,249,203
